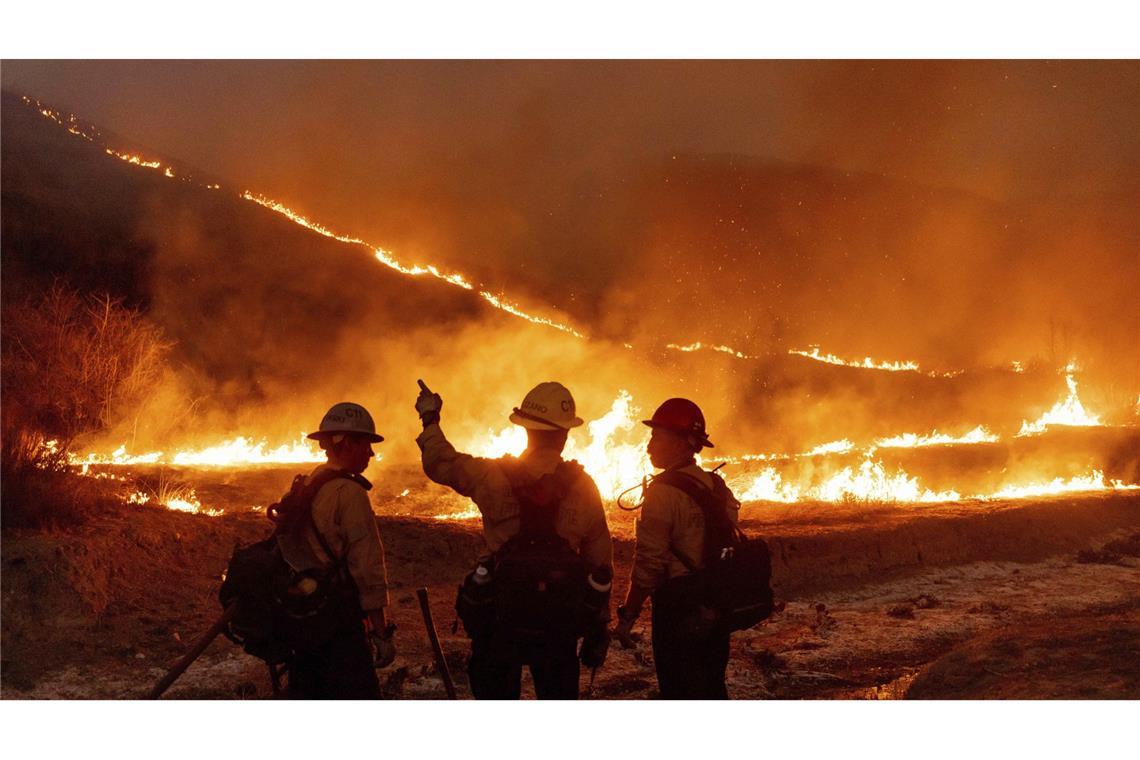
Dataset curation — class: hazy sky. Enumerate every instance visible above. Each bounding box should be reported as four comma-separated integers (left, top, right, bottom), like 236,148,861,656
5,60,1138,207
5,60,1137,373
3,58,1137,434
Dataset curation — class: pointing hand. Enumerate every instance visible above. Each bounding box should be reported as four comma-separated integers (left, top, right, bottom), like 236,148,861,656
415,379,443,424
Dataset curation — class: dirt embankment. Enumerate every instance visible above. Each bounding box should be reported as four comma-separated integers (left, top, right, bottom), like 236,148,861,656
3,493,1138,699
749,495,1140,598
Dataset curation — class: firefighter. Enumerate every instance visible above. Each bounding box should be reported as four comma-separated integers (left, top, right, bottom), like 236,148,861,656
415,380,613,699
613,398,741,699
276,402,395,699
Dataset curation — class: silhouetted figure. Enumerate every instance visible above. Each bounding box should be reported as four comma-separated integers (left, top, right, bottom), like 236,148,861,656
614,398,742,699
415,380,613,699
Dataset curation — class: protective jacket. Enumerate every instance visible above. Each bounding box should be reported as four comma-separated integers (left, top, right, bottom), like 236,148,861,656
629,463,740,593
276,463,390,612
417,423,612,572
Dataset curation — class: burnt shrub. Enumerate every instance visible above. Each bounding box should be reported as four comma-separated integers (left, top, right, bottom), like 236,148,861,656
2,281,170,529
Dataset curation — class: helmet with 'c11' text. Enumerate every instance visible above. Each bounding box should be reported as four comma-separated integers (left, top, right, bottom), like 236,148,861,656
307,402,384,443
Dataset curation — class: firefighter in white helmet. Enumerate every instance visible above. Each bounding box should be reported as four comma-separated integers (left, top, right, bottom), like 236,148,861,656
415,380,613,699
276,401,394,698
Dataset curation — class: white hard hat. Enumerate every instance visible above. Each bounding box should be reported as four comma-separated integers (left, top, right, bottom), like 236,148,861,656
307,402,384,442
508,382,584,431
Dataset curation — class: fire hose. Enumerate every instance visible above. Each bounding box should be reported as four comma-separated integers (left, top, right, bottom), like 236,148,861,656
617,461,727,510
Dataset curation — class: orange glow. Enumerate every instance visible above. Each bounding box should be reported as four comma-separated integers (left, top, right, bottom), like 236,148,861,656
23,96,98,141
790,345,922,372
20,95,1139,512
70,434,324,468
730,460,1137,505
473,389,651,500
875,426,999,449
432,504,482,521
105,149,162,169
665,341,753,359
1018,364,1103,436
476,291,584,337
127,488,223,517
803,439,856,457
988,471,1139,499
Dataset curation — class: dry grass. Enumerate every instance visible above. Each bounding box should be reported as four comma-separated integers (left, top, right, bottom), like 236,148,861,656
2,281,171,448
0,457,124,530
2,281,171,530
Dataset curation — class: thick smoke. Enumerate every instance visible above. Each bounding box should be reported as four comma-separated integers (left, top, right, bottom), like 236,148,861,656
3,61,1137,463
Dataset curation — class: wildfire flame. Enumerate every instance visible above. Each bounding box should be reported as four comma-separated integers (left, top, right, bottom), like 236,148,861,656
814,458,962,503
70,434,324,467
804,439,856,457
790,346,922,372
665,341,754,359
127,488,222,517
17,94,1057,382
105,149,162,169
988,471,1139,500
22,96,98,141
738,468,802,503
1018,365,1103,436
18,95,1140,512
732,458,959,503
874,426,999,449
433,504,482,521
730,460,1137,505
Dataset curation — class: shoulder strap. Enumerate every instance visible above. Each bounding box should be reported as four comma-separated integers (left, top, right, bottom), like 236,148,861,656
651,469,713,508
652,469,738,570
301,469,370,566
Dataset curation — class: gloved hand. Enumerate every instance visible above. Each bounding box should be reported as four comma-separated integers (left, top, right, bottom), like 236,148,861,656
416,379,443,426
370,624,397,669
579,625,611,669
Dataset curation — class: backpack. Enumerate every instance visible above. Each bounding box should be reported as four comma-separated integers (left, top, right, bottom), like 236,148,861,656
486,459,590,644
651,469,774,638
218,468,367,663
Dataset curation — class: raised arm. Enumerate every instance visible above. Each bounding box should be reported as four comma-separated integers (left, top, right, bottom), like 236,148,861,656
414,379,494,498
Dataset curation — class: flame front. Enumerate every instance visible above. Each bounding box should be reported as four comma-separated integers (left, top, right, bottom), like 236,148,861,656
987,471,1137,499
19,94,1140,515
1018,365,1103,436
666,341,753,359
875,426,999,449
790,346,922,372
127,487,222,517
71,434,324,468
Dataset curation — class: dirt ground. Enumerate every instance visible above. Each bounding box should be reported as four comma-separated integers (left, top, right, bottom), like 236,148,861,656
2,474,1138,699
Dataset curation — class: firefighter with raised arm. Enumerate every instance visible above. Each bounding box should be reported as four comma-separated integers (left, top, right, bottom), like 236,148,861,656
415,380,613,699
614,398,744,699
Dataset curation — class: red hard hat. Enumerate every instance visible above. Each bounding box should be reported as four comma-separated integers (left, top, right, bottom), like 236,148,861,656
642,398,713,448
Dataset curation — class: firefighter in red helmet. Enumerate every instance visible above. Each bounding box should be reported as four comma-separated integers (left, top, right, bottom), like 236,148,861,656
614,398,742,699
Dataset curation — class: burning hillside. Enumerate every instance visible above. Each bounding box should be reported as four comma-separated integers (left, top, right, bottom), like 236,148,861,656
4,91,1139,522
2,59,1139,707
